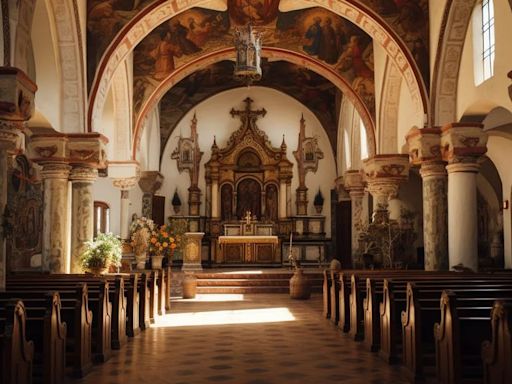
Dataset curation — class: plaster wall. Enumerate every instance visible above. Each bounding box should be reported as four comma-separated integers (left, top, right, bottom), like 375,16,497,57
429,0,449,85
160,87,337,237
397,79,424,151
485,134,512,268
373,42,386,139
457,0,512,118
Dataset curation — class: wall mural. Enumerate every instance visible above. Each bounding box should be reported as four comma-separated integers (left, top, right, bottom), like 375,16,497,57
87,0,156,89
158,60,340,157
360,0,429,87
133,6,375,121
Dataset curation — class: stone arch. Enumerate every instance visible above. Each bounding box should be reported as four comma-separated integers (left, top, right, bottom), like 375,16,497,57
111,59,132,160
88,0,428,136
378,58,402,153
132,47,377,160
431,0,477,126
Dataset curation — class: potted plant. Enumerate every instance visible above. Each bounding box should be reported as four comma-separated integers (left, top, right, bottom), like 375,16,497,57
129,216,155,269
313,189,324,214
80,233,122,275
172,189,182,215
148,223,177,269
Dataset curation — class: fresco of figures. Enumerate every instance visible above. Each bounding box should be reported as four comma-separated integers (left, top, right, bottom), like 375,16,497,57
158,60,340,157
133,6,375,118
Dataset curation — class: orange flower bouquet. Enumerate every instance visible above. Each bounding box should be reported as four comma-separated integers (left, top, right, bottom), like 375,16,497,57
148,224,177,258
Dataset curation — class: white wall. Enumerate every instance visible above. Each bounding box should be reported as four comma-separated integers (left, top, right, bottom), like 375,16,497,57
457,0,512,118
159,87,337,236
397,79,424,152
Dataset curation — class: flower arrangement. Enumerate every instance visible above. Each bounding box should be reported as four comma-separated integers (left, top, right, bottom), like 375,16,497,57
80,232,122,272
129,216,155,256
149,224,177,257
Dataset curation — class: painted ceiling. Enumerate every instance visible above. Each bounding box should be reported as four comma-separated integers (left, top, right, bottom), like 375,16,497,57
159,60,341,159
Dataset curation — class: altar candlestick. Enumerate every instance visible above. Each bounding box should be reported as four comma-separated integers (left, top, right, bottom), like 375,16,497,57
289,232,293,250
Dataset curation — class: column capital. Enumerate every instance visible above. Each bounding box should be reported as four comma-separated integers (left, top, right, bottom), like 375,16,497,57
362,154,409,201
446,162,481,174
419,161,447,179
112,177,138,190
405,126,442,165
138,171,164,194
69,166,98,182
41,163,72,179
0,120,23,151
440,122,487,164
0,67,37,123
343,170,365,192
27,129,108,169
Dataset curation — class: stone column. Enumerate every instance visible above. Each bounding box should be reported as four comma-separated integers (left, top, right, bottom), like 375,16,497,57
420,162,448,270
441,123,488,271
0,67,36,289
113,177,138,240
138,171,163,218
344,170,366,256
363,155,409,221
41,164,72,273
69,167,98,273
182,232,204,271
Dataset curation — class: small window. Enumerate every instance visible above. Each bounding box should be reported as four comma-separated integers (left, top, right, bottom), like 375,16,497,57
94,201,110,237
360,120,369,160
481,0,495,81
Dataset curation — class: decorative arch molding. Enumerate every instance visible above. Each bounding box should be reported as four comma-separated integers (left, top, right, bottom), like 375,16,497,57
111,59,132,160
132,47,377,160
378,58,402,154
46,0,86,133
12,0,36,76
87,0,428,136
431,0,477,126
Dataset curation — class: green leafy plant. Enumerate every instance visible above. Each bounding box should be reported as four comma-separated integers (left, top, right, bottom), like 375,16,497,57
80,232,122,270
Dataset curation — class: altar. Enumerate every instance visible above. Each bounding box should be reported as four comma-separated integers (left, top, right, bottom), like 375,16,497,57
218,235,279,264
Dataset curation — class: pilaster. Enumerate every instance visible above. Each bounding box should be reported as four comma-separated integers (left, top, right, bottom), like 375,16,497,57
138,171,164,218
113,176,138,240
343,171,366,257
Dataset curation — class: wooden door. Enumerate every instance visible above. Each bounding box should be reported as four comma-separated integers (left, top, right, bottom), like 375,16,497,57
336,200,352,269
152,195,165,226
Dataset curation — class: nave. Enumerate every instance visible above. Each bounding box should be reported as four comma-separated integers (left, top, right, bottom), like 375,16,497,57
72,294,408,384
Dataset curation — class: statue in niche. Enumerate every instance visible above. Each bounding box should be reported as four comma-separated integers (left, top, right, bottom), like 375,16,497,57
221,184,233,221
236,179,261,220
265,184,278,222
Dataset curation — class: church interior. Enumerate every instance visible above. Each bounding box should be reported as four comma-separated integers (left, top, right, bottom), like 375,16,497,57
1,0,512,383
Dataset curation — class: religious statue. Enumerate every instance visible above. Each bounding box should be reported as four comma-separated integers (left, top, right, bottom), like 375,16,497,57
245,210,252,225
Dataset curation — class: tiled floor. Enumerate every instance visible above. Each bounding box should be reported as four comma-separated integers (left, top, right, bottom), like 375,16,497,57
71,294,409,384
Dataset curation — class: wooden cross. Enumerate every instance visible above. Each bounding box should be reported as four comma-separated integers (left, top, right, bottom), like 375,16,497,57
230,97,267,124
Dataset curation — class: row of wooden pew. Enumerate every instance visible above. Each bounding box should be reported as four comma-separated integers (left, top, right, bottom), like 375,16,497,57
322,269,512,384
0,267,171,384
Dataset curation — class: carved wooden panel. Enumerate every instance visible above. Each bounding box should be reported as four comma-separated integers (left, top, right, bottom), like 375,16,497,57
224,244,243,262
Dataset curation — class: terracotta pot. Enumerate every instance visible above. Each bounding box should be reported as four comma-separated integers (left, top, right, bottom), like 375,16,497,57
182,274,197,299
87,266,108,276
289,268,311,300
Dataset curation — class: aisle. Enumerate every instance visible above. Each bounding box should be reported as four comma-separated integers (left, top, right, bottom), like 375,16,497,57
72,294,408,384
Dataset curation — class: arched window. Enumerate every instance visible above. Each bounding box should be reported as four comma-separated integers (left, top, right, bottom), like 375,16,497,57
473,0,495,84
360,120,369,160
94,201,110,237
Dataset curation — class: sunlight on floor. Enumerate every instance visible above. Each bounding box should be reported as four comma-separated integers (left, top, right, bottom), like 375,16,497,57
172,294,245,302
152,307,296,327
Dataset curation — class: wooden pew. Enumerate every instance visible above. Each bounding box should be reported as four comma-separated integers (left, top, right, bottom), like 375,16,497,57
138,273,150,330
401,282,512,382
0,292,67,384
329,270,340,325
322,269,331,319
157,269,166,316
481,301,512,384
165,266,172,311
0,300,34,384
148,271,159,323
434,292,512,384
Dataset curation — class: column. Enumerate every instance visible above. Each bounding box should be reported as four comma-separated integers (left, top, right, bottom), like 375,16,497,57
70,166,98,273
420,162,448,270
279,181,287,218
441,122,487,271
41,164,72,273
138,171,163,218
286,183,292,217
211,177,219,218
113,177,138,240
0,67,36,289
344,171,366,257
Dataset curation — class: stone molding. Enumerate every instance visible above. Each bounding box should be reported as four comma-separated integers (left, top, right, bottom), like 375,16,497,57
138,170,164,194
446,162,481,174
69,166,98,183
40,163,72,179
113,177,138,190
440,122,487,164
419,161,447,179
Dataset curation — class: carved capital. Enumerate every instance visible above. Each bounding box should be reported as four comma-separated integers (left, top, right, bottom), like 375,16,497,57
69,166,98,183
366,182,400,202
113,177,138,190
40,163,71,180
138,171,164,194
363,154,410,183
0,120,23,151
405,126,442,165
419,161,447,179
440,122,487,164
0,67,37,122
343,170,365,193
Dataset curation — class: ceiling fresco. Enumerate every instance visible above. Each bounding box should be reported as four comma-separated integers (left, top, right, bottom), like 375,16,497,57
133,6,375,121
158,60,341,159
87,1,429,95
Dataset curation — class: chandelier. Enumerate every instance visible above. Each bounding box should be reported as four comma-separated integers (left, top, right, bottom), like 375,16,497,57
233,23,262,84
